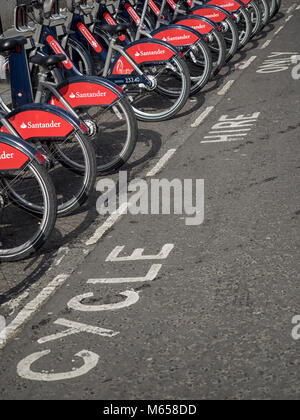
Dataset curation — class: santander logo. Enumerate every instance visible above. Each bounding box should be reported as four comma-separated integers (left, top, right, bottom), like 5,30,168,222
205,13,221,18
0,151,14,160
20,121,62,129
69,91,107,99
134,49,166,57
162,34,191,42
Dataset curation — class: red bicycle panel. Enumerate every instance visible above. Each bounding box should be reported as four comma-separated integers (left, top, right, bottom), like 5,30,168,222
208,0,242,12
112,42,175,75
49,82,118,108
152,28,199,46
175,18,214,34
0,143,29,170
0,111,74,140
191,7,227,22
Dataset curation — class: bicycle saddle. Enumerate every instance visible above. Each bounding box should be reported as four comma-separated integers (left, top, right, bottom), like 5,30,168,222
30,54,66,68
100,24,130,36
0,36,27,53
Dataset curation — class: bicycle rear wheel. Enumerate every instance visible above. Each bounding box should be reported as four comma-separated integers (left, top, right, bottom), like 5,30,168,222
0,160,57,261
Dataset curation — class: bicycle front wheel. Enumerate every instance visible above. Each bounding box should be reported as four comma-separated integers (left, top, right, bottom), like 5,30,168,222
0,160,57,261
183,38,213,94
76,96,138,175
125,55,191,122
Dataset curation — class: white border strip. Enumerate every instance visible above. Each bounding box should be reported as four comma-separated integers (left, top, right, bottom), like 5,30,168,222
146,149,177,177
191,106,214,128
218,80,235,96
0,274,69,349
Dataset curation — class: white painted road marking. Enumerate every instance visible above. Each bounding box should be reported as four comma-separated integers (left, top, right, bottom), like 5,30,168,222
17,350,100,382
88,264,162,284
38,318,118,344
261,40,272,50
202,113,260,144
106,244,174,262
274,26,284,36
238,56,257,70
67,290,140,312
146,149,177,177
191,106,214,128
257,52,299,74
86,202,128,246
0,274,69,350
217,80,235,96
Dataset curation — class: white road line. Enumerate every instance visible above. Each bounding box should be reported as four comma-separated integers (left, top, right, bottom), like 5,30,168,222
261,39,272,50
296,5,300,11
286,5,296,14
207,129,251,134
238,56,257,70
285,15,293,22
274,25,284,36
217,80,235,96
146,149,177,177
202,134,248,144
191,106,214,128
0,274,69,350
86,202,129,246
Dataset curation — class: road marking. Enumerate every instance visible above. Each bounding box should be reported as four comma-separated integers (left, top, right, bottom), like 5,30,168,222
37,318,118,344
86,202,129,246
106,244,174,262
0,274,69,349
286,5,296,14
88,264,162,284
238,56,257,70
257,52,299,74
191,106,214,128
146,149,177,177
261,39,272,50
17,350,99,382
67,290,140,312
285,15,293,22
274,25,284,36
217,80,235,96
201,113,260,144
202,134,248,143
296,5,300,11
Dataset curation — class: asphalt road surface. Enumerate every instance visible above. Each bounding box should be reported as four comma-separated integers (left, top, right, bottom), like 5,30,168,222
0,1,299,400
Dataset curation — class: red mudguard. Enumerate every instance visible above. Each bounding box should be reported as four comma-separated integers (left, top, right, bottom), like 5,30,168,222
48,79,119,110
174,17,214,34
0,109,75,140
191,7,227,21
0,143,29,170
207,0,243,12
112,40,177,75
151,26,200,46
